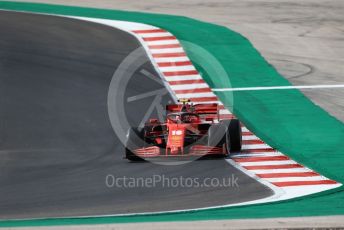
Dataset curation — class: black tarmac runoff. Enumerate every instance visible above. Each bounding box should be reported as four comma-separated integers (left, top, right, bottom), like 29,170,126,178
0,11,273,219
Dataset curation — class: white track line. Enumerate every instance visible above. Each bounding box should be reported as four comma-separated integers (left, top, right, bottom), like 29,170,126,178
154,56,189,62
242,135,260,141
159,65,196,72
137,32,172,38
233,153,283,157
250,168,312,174
239,160,297,166
163,75,203,81
151,48,185,54
242,127,250,132
219,109,232,114
169,83,210,91
189,101,222,104
146,40,179,46
213,84,344,92
176,92,216,98
266,176,327,183
242,144,273,150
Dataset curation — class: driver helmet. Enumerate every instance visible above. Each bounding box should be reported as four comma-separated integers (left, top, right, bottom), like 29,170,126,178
176,115,182,123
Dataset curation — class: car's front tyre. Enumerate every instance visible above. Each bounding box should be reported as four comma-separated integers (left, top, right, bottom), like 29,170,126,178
125,127,145,162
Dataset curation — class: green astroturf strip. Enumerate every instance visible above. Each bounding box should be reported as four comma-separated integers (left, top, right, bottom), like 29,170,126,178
0,1,343,227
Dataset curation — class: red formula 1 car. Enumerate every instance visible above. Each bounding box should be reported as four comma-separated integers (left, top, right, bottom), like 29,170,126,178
125,99,242,161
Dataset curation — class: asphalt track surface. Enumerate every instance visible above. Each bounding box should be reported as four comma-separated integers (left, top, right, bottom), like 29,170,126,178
0,11,272,219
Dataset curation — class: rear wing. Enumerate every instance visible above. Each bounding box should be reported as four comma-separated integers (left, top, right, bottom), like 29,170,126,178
166,103,219,119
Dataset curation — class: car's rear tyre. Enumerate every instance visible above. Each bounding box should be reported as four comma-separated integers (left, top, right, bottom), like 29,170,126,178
208,124,227,156
222,119,242,153
125,127,145,162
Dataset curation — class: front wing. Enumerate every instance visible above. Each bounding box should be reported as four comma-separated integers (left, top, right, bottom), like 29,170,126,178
133,145,225,158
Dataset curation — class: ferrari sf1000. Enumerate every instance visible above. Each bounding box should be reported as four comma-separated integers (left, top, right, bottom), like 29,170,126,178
125,99,242,161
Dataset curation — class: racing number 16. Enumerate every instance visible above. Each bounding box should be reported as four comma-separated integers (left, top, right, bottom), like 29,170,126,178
172,130,183,135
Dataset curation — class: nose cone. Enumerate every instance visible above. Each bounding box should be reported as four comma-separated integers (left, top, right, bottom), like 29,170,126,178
170,146,181,155
166,124,186,155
